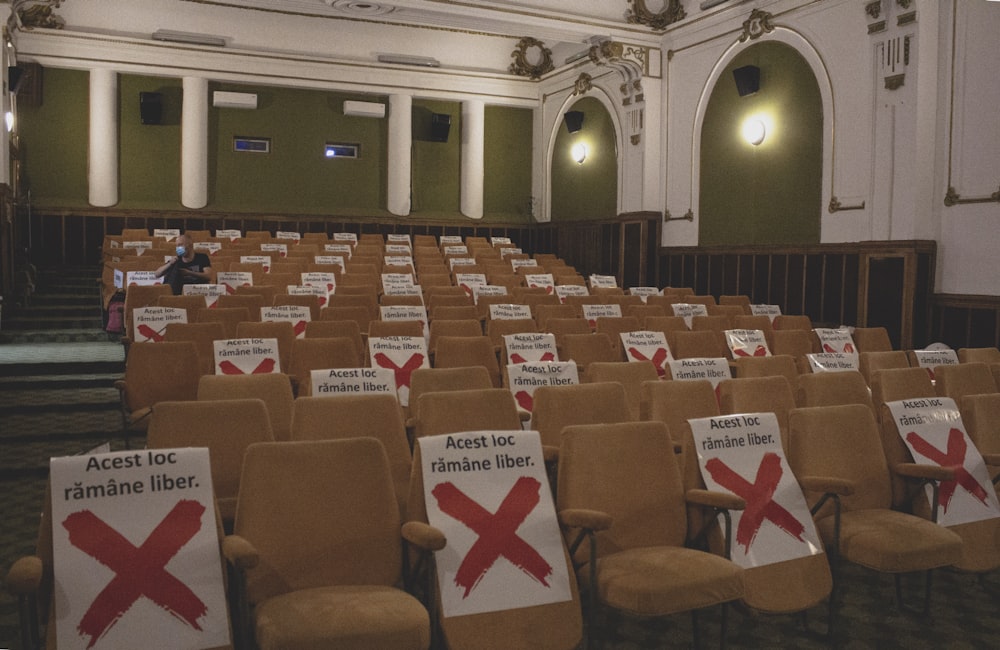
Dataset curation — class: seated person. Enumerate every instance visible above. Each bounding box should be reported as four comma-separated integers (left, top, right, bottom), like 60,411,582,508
156,233,212,295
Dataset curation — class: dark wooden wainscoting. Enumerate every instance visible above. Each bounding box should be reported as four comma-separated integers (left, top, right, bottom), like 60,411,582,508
931,294,1000,351
657,241,937,351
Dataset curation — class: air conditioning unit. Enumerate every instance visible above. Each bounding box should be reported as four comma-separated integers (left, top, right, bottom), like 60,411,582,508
212,91,257,110
343,100,386,118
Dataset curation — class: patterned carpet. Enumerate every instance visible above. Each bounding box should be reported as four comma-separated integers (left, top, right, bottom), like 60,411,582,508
2,338,999,649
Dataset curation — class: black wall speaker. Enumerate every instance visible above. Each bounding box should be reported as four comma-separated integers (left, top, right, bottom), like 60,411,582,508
733,65,761,97
139,91,163,125
8,66,24,94
563,110,584,134
429,113,451,143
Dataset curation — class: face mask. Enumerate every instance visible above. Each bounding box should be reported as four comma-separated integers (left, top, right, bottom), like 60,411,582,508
176,245,187,257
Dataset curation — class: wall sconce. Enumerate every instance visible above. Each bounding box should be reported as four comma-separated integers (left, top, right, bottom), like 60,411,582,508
742,118,766,146
4,111,12,133
571,142,588,164
563,110,584,134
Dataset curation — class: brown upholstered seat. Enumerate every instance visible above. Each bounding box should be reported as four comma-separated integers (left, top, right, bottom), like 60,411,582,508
198,373,295,442
585,361,657,421
529,382,631,461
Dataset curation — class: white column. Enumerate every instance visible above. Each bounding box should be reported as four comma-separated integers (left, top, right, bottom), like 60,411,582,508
88,68,118,207
181,76,209,209
461,99,485,219
387,94,412,216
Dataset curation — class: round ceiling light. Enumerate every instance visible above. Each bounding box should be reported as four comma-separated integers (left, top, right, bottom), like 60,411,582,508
329,0,396,15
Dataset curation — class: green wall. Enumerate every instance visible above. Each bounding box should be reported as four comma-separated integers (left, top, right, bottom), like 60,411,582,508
18,69,533,222
550,96,618,221
699,42,823,245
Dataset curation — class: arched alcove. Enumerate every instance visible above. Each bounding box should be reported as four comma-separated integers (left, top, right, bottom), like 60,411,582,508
699,41,823,245
550,96,618,221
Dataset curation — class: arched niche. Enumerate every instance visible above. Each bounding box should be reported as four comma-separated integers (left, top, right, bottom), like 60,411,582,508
550,96,618,221
698,41,823,245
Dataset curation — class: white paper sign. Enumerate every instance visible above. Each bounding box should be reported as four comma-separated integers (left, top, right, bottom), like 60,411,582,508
213,338,280,375
504,333,558,364
491,237,512,246
473,285,508,303
886,397,1000,526
911,349,960,381
260,243,287,258
511,259,539,271
182,284,227,308
50,448,230,650
384,284,424,297
215,272,253,294
324,243,353,258
814,328,856,354
382,273,416,294
216,229,242,241
489,303,532,321
313,255,346,272
455,273,487,298
589,274,617,289
725,329,772,358
286,285,328,309
386,243,412,254
114,268,124,289
689,413,823,568
443,245,469,256
133,306,187,343
439,235,463,245
666,357,731,390
419,430,572,617
581,303,622,329
333,232,358,244
499,247,522,258
368,336,430,407
554,285,588,303
621,331,672,377
125,271,163,287
192,242,222,256
523,273,554,295
301,271,337,295
123,241,153,256
275,231,301,242
379,305,428,337
310,367,397,399
261,305,312,338
505,362,579,413
239,255,272,272
449,258,477,270
750,304,782,323
387,234,411,244
672,303,709,328
629,286,661,298
153,228,181,241
384,255,414,268
806,353,859,373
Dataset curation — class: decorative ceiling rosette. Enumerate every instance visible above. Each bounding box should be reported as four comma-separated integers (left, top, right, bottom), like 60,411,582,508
509,37,554,80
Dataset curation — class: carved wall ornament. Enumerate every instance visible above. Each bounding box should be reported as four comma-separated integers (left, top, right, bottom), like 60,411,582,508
630,134,641,146
626,0,686,31
508,37,554,80
896,0,913,9
944,185,1000,207
10,0,65,31
865,1,882,20
829,196,866,213
588,39,646,106
884,73,905,90
572,73,593,96
738,9,775,43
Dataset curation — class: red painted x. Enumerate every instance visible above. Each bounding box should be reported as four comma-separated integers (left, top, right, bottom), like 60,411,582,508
137,324,166,343
733,344,768,357
218,358,276,375
514,390,534,412
705,452,806,553
62,500,208,649
905,428,991,512
510,352,556,364
373,352,424,389
432,477,553,597
628,346,668,377
293,320,308,336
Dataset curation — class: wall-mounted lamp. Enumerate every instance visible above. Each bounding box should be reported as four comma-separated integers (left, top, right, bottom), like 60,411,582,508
742,118,766,146
563,110,584,134
571,142,588,164
733,65,760,97
4,111,13,133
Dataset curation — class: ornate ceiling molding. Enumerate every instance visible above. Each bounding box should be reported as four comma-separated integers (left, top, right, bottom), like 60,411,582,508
508,37,554,80
9,0,66,32
738,9,774,43
572,73,593,96
588,40,646,106
626,0,686,31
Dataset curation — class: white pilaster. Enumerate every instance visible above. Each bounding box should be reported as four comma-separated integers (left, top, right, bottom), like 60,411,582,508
181,76,208,209
88,68,118,207
387,94,412,216
461,99,484,219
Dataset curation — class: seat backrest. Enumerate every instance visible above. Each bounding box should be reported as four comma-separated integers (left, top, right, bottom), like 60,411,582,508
770,329,813,359
432,336,501,387
560,333,620,372
544,317,591,339
196,306,250,339
369,319,425,339
958,347,1000,364
289,338,362,396
959,392,1000,457
327,294,378,319
163,321,228,376
303,319,365,361
236,320,296,372
732,355,801,393
852,327,893,353
718,294,752,313
291,394,410,518
428,319,483,356
718,376,797,448
670,330,727,359
558,421,688,558
273,294,321,321
796,370,874,412
234,284,280,306
772,314,813,331
216,294,265,321
624,305,667,322
486,318,538,349
691,314,733,333
379,294,424,307
535,304,580,329
321,305,374,335
642,315,689,337
595,316,641,357
155,294,208,322
198,373,295,441
414,388,521,438
122,341,201,410
235,438,402,605
859,350,910,386
529,382,631,450
147,398,274,524
407,366,494,424
124,284,174,337
934,362,998,402
640,379,720,443
585,361,657,421
869,366,935,410
788,404,894,516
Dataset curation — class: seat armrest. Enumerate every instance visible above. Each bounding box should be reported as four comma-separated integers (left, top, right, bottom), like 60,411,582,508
5,556,43,596
799,475,855,496
542,444,560,463
402,521,447,552
686,489,745,511
222,535,259,570
894,463,956,482
114,379,127,392
980,452,1000,467
558,508,612,532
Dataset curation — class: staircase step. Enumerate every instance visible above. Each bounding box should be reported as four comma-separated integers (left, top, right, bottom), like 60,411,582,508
0,387,121,416
0,328,114,344
1,437,132,478
2,315,105,331
0,372,122,390
29,293,102,306
1,411,125,443
7,304,102,318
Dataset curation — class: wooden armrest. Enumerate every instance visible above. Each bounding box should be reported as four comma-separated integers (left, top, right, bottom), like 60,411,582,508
799,475,855,496
5,556,43,596
686,489,745,511
402,521,447,552
894,463,956,482
542,444,559,463
558,508,613,531
980,453,1000,467
516,407,531,422
222,535,260,571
